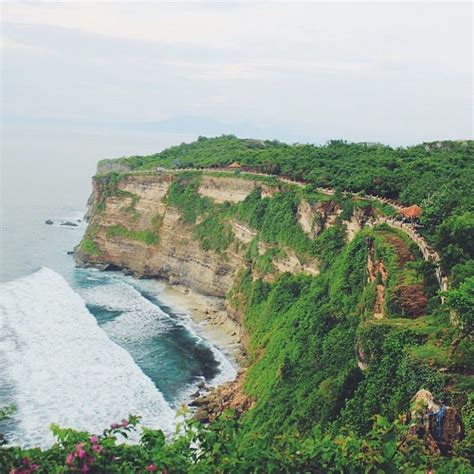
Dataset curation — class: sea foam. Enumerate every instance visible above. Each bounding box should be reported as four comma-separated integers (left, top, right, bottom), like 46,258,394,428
0,268,175,448
81,279,237,400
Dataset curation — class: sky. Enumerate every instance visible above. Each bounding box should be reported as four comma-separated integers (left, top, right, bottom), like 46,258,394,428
0,1,473,209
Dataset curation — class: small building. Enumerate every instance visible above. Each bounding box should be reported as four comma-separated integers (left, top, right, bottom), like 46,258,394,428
399,205,422,222
228,161,241,169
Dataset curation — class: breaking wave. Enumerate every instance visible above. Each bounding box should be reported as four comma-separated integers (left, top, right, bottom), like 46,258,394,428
80,277,237,405
0,268,175,448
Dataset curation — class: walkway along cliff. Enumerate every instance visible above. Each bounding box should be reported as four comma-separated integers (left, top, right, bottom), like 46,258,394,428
90,167,447,291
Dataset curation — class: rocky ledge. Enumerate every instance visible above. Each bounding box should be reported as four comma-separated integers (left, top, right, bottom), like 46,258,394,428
188,371,252,423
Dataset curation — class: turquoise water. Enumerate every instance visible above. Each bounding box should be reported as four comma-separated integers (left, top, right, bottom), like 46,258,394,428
0,199,235,446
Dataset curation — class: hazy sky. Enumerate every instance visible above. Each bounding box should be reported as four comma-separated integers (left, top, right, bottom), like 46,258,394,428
1,1,473,209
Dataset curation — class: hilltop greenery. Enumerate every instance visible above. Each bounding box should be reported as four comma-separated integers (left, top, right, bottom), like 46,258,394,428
101,135,474,278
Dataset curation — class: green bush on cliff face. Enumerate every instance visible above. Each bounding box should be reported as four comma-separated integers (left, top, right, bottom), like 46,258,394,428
80,226,101,256
166,174,213,224
106,224,160,245
80,238,101,256
165,174,236,252
194,214,233,253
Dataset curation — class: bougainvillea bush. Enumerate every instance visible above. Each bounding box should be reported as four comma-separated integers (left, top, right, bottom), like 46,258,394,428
1,412,473,473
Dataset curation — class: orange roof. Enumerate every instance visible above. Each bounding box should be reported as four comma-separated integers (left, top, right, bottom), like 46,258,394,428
400,205,422,218
228,162,241,169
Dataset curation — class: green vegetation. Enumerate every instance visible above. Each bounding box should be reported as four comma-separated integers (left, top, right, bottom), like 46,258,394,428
36,136,473,471
93,172,142,217
2,413,473,473
164,173,234,253
194,214,234,253
351,197,397,217
106,224,160,246
233,230,458,440
116,189,141,220
79,226,101,256
165,173,213,224
444,276,474,354
80,239,101,256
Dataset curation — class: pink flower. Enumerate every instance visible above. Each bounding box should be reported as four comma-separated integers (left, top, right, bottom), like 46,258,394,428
80,466,90,474
92,444,103,453
75,443,86,459
111,423,119,429
89,435,98,444
121,418,129,427
65,453,75,465
145,465,157,472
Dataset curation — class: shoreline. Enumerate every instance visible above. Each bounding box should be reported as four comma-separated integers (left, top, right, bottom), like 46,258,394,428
154,279,244,367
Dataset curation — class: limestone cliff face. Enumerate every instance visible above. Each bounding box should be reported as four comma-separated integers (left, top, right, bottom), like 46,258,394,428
198,175,259,203
76,174,254,298
297,198,376,242
297,199,341,239
77,173,376,302
367,238,388,319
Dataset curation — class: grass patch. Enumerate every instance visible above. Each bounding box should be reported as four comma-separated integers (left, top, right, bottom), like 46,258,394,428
80,238,101,256
194,215,234,253
106,224,160,245
80,225,101,256
409,341,451,367
166,174,213,224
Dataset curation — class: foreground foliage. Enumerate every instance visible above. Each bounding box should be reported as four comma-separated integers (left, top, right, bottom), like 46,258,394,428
2,413,473,473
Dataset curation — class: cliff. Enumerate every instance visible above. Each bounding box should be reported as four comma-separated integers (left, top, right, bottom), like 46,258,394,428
75,165,471,452
77,174,241,297
76,172,380,296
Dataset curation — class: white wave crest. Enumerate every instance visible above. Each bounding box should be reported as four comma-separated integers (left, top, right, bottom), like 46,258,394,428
81,279,237,392
0,268,175,448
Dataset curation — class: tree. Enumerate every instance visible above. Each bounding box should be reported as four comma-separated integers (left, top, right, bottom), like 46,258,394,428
444,276,474,353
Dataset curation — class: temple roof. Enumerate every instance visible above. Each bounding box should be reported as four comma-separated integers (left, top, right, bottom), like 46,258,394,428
400,205,422,218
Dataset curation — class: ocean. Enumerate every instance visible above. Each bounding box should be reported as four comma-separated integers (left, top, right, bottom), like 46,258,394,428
0,173,236,448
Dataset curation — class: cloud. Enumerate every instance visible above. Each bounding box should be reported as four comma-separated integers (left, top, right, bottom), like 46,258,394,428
1,2,472,147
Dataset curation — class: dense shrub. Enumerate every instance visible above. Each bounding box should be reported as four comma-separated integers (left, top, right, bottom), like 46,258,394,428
2,413,472,473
